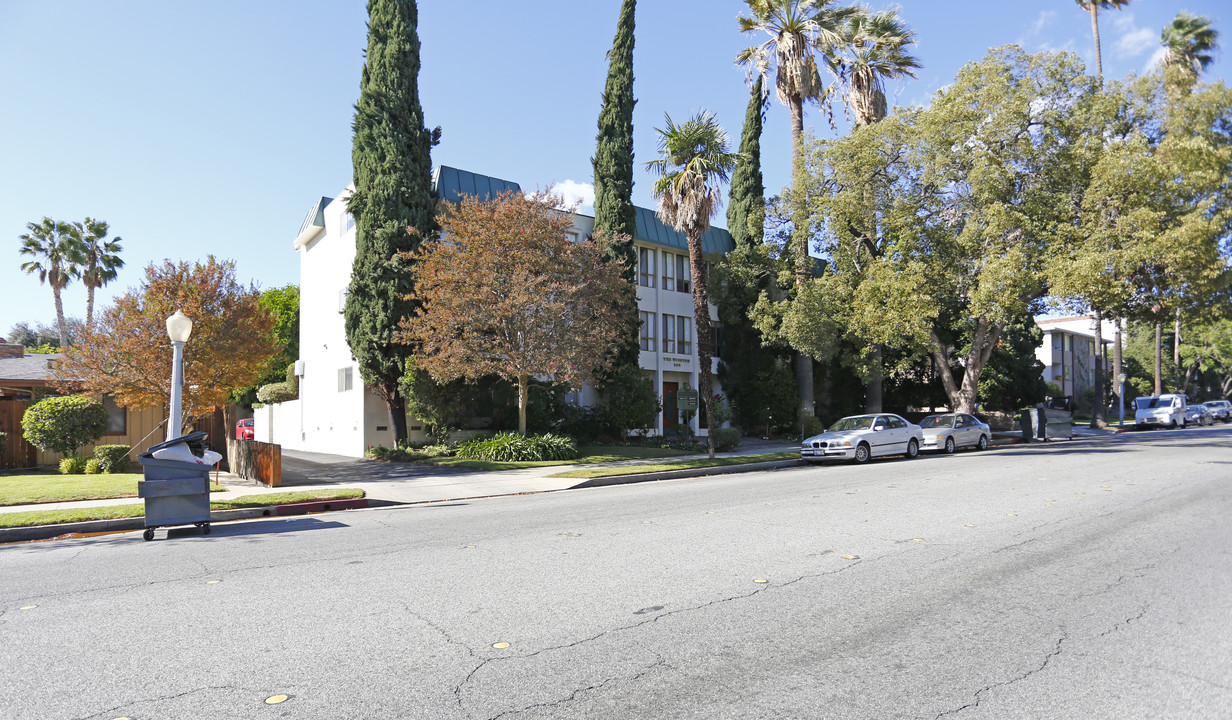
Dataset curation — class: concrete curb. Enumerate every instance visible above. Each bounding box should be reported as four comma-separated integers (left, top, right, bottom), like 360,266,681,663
0,499,371,544
570,458,805,488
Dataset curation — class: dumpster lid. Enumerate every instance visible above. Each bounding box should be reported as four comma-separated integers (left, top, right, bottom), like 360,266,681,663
141,431,209,458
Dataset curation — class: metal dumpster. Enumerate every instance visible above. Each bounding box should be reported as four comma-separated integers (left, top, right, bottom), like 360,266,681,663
1021,400,1074,441
137,431,213,540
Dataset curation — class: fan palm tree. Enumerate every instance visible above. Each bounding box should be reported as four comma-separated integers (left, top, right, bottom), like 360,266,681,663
1075,0,1131,80
737,0,856,422
830,6,919,413
68,217,124,329
18,217,80,349
646,111,741,459
1161,11,1219,84
839,6,920,128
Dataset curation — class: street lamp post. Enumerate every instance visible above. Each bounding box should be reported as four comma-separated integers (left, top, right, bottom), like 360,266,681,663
166,310,193,440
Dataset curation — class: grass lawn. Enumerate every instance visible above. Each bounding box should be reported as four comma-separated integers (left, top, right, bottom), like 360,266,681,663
549,451,800,480
418,444,688,471
0,488,366,529
0,473,226,506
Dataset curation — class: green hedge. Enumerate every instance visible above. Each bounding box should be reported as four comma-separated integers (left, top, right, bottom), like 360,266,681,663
22,395,108,456
456,432,578,462
93,444,132,473
712,427,742,452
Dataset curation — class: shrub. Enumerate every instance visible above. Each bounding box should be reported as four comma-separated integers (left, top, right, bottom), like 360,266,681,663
800,415,824,440
421,443,456,458
364,444,424,462
23,395,109,457
59,456,89,474
93,444,132,473
456,432,578,462
84,458,103,474
712,427,742,452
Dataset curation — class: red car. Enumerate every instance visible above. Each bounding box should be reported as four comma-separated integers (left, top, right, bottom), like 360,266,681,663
235,418,255,440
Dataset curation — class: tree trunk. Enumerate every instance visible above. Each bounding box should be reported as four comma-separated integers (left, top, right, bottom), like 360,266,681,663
53,286,69,349
788,93,814,422
864,347,883,413
388,389,409,445
1091,309,1106,428
687,231,716,459
1154,320,1163,395
517,374,529,435
86,286,96,330
1174,308,1182,381
1089,4,1104,80
1112,316,1123,421
929,319,1002,414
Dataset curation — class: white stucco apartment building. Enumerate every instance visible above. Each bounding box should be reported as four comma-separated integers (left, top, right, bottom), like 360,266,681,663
1035,315,1117,399
257,166,733,458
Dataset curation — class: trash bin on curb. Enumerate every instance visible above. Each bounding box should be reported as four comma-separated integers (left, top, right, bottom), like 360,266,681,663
1020,402,1074,441
137,431,213,541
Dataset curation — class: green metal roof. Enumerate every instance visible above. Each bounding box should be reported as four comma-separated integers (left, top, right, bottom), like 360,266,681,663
433,166,522,204
632,206,735,255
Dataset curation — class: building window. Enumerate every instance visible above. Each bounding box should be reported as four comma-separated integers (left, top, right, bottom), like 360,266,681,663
662,250,674,289
343,213,355,232
675,254,691,293
639,311,656,352
663,313,676,354
338,367,353,392
639,247,656,288
677,316,693,355
1063,335,1072,352
103,396,126,435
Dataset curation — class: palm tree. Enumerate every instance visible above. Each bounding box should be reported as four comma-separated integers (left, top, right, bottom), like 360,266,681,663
1075,0,1131,80
737,0,857,422
18,217,80,349
839,7,920,128
647,111,741,459
68,217,124,329
1161,11,1219,86
834,5,919,412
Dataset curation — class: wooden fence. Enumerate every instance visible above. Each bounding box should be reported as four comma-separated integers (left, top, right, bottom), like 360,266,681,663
0,398,37,470
227,439,281,487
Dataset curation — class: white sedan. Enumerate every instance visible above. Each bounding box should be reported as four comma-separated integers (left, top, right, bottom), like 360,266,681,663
800,413,924,464
919,413,991,453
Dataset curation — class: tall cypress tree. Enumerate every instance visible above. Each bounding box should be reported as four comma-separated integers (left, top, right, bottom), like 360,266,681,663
345,0,440,444
592,0,640,368
727,76,767,249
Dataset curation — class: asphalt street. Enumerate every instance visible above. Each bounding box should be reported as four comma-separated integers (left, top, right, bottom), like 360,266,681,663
2,425,1230,719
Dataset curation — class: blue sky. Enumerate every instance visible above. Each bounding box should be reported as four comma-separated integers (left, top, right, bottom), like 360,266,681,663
2,0,1227,332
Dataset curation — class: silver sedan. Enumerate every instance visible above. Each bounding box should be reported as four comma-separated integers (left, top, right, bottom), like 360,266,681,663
919,413,991,454
801,413,924,464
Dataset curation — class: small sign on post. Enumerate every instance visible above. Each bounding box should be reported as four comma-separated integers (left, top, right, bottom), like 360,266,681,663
678,388,699,410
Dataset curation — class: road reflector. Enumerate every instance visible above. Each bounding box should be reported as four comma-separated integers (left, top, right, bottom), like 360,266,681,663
642,521,652,524
753,578,769,584
912,538,924,542
492,642,510,649
20,605,36,610
464,545,476,548
206,580,220,584
842,555,857,559
1008,513,1017,517
265,695,288,704
965,524,976,528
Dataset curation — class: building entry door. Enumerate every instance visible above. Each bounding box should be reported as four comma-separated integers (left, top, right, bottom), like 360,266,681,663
663,382,678,431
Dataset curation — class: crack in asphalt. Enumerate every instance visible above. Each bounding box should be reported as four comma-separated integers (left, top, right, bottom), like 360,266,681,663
933,632,1068,719
70,685,258,720
484,652,668,720
449,558,867,717
1094,606,1149,640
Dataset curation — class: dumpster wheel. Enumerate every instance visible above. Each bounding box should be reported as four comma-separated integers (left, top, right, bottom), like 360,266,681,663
143,528,155,541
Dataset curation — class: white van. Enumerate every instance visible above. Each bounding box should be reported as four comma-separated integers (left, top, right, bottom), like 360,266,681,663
1134,393,1188,428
